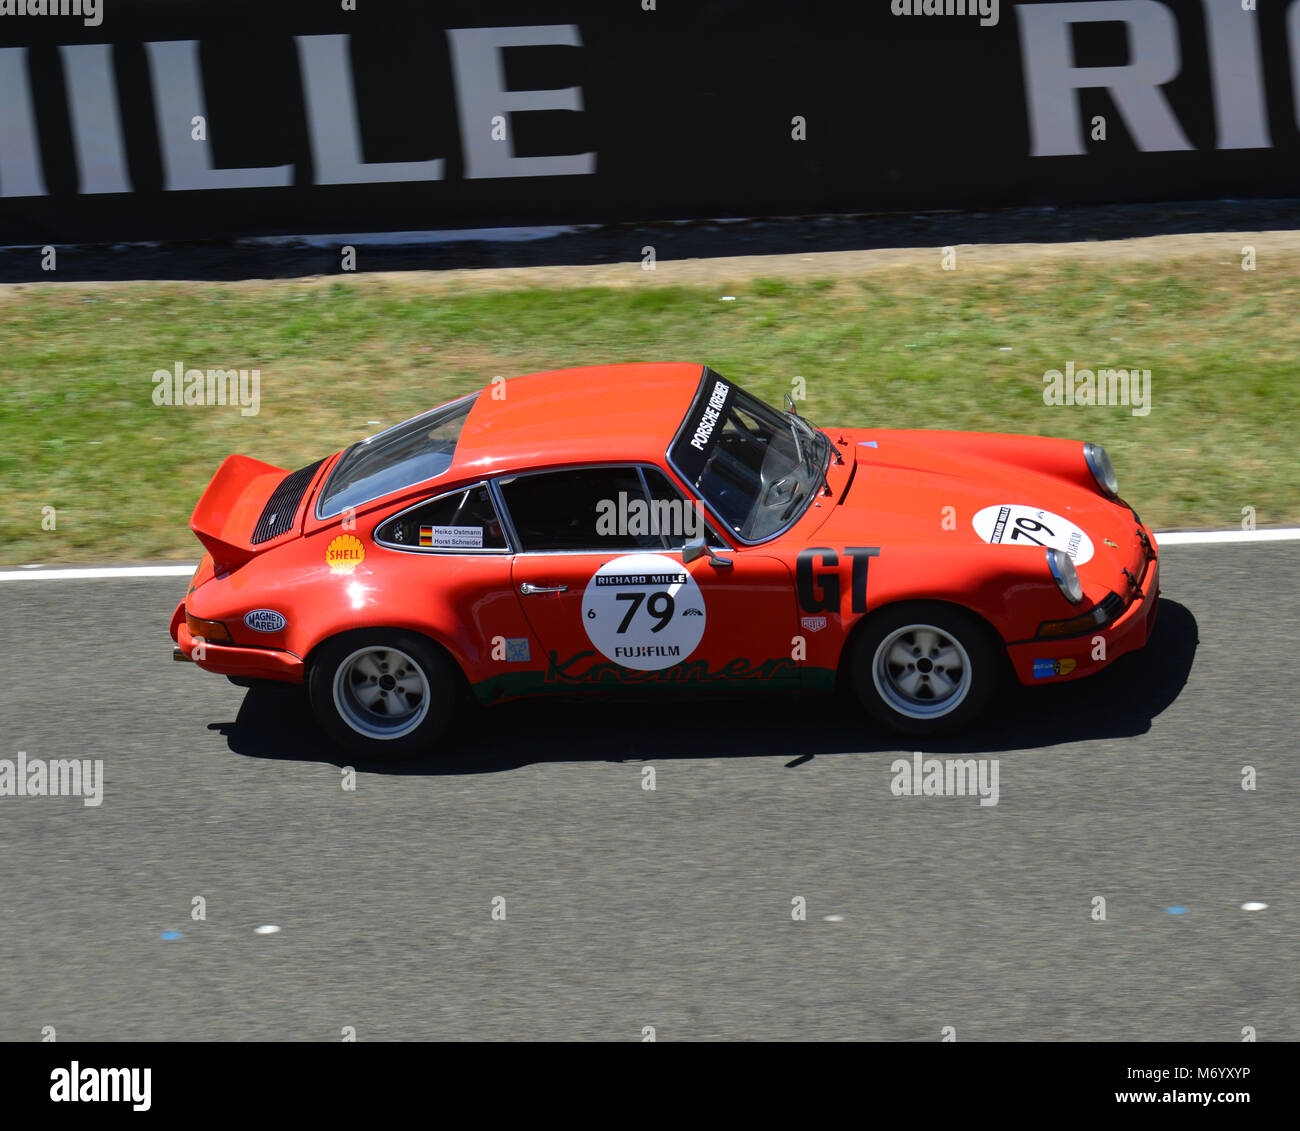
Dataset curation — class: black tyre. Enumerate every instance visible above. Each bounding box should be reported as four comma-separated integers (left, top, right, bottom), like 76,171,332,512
850,602,1001,737
308,630,461,759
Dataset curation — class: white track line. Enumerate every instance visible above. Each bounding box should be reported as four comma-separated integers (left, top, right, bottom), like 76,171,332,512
1154,529,1300,545
0,528,1296,582
0,565,197,581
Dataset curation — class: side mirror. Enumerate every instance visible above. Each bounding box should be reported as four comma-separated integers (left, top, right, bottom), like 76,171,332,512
682,537,732,569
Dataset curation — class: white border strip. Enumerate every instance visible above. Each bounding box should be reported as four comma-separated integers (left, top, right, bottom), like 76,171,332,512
1155,528,1300,545
0,565,197,581
0,528,1296,581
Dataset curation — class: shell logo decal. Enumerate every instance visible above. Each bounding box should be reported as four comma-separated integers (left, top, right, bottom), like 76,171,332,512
326,534,366,574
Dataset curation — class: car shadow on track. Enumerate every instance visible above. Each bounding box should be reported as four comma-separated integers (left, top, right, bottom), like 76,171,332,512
212,599,1198,775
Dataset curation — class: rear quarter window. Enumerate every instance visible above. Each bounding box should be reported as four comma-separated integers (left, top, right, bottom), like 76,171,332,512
375,484,508,551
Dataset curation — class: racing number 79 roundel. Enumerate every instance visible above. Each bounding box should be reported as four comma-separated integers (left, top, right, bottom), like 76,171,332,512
581,554,707,671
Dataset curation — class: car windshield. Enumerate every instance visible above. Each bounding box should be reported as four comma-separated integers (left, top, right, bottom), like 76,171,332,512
316,393,478,518
669,369,828,541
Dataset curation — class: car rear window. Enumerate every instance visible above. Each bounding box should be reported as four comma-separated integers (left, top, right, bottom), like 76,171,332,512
316,394,478,519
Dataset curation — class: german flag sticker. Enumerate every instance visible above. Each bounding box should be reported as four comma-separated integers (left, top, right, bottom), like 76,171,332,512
419,526,434,548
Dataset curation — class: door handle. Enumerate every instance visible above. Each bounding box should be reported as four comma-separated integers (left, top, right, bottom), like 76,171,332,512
520,581,568,595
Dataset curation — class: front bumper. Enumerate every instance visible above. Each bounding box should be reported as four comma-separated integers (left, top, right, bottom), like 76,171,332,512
170,601,304,683
1007,547,1160,686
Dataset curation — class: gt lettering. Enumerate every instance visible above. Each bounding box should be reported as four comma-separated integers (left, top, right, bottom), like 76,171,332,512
796,547,881,615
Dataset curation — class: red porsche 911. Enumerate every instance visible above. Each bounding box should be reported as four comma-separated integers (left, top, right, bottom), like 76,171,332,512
171,363,1159,757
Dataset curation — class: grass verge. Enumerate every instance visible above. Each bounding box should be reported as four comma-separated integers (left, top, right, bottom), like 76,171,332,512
2,258,1296,564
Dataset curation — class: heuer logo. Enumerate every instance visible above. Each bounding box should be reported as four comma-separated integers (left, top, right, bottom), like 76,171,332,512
801,615,827,633
244,609,287,633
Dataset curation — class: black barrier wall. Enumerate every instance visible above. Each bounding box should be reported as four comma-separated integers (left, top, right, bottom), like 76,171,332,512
2,0,1300,244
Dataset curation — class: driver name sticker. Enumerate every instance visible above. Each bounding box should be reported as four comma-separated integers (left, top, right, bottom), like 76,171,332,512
971,504,1094,564
582,553,707,670
420,525,482,549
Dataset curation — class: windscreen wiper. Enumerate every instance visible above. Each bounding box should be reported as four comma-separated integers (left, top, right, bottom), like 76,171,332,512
785,395,832,496
783,395,803,466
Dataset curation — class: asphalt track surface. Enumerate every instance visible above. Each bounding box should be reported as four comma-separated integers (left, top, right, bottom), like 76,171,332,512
1,542,1295,1041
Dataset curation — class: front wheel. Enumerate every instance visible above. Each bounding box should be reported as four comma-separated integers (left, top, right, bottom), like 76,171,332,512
308,630,460,759
850,603,1001,737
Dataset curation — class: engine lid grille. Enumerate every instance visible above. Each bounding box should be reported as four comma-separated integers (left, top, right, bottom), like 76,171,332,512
250,459,325,545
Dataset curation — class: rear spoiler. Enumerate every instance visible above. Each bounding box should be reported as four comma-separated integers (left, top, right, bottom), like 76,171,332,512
189,454,288,573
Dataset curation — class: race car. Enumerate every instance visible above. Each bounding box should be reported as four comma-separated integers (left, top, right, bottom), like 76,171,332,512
170,363,1159,757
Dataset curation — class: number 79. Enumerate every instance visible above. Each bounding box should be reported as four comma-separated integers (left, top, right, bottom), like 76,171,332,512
615,591,675,633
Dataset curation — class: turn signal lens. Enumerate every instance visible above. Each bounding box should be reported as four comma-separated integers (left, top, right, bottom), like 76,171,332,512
185,612,233,644
1036,593,1125,639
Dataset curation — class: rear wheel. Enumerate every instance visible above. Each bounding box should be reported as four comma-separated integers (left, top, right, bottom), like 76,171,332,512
850,603,1000,737
308,630,460,759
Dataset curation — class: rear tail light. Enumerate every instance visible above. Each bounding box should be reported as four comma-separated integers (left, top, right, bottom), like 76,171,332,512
186,613,233,644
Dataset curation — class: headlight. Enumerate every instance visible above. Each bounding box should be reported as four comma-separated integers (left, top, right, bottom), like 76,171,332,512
1046,548,1083,604
1084,442,1118,498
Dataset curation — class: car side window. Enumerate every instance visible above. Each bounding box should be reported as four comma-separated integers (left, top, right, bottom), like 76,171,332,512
497,467,663,553
640,466,726,550
375,483,508,551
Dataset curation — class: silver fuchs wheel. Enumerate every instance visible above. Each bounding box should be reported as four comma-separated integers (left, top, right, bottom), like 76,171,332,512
851,603,1000,737
332,645,431,740
872,623,973,720
309,630,461,759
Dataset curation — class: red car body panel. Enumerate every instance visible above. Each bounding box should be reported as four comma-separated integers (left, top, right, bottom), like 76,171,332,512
170,363,1159,709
